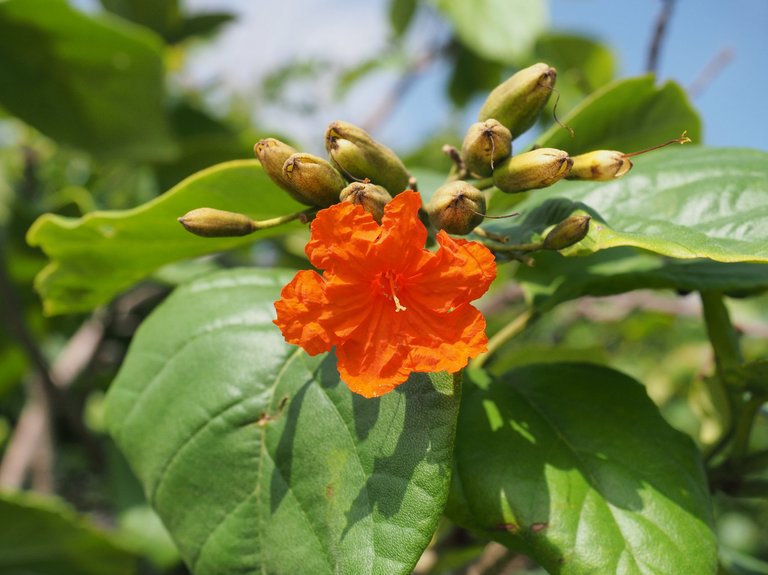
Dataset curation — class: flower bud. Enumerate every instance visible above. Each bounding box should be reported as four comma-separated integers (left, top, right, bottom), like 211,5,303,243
325,121,411,195
567,150,633,181
426,181,486,235
254,138,315,206
461,119,513,177
542,215,591,251
178,207,254,237
492,148,572,193
339,182,392,223
478,63,556,139
283,153,346,208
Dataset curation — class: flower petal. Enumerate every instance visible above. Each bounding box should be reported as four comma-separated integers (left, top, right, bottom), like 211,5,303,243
306,201,381,278
403,303,488,374
374,190,429,273
406,230,496,313
273,270,334,356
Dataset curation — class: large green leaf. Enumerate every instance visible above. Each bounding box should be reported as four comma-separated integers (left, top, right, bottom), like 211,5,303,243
535,76,700,155
0,0,176,160
483,147,768,263
105,268,460,575
449,365,717,575
517,248,768,313
27,160,306,315
0,491,138,574
432,0,547,64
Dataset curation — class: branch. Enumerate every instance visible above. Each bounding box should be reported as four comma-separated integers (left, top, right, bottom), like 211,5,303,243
646,0,677,74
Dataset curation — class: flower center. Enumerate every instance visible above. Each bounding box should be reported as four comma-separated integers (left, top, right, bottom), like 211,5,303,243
379,271,407,313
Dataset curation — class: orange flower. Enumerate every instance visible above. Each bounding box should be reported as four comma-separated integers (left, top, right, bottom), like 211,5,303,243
273,190,496,398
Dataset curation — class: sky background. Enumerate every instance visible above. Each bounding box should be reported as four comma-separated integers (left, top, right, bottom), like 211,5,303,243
179,0,768,153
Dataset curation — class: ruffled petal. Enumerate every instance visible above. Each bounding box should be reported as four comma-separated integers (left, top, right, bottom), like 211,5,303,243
406,230,496,313
334,300,412,398
306,201,381,278
373,190,429,273
403,303,488,374
273,270,334,356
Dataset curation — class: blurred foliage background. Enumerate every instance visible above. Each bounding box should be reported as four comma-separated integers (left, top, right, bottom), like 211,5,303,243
0,0,766,573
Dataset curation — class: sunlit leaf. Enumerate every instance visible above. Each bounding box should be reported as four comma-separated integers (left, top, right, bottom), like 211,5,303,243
449,365,717,575
536,76,700,155
483,147,768,264
27,160,306,315
106,268,460,575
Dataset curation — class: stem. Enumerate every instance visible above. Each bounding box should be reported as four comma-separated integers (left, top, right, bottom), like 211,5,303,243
730,396,765,464
471,309,535,370
646,0,676,74
700,291,742,381
474,177,494,191
741,448,768,474
486,241,543,253
251,208,316,230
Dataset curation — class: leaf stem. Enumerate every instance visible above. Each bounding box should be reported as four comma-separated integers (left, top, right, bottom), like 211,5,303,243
251,208,317,230
471,309,535,370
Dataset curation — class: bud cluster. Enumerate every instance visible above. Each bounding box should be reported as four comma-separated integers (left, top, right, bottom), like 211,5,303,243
180,61,689,257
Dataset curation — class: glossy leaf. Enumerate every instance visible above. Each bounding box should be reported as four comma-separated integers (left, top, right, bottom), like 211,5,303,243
483,147,768,264
105,268,460,575
432,0,547,64
27,160,306,315
448,44,503,107
449,365,717,575
0,491,138,574
535,76,700,155
517,248,768,313
0,0,176,161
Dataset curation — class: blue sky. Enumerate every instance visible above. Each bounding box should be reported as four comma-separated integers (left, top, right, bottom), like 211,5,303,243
182,0,767,152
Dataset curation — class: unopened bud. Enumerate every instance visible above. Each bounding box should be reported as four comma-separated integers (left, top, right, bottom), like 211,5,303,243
462,119,513,177
254,138,314,205
478,63,556,139
426,181,486,235
567,150,633,181
493,148,572,193
178,207,254,237
283,153,346,208
339,182,392,223
542,215,591,251
325,121,411,194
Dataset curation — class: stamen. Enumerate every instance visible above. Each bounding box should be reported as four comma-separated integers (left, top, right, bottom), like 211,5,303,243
388,274,407,312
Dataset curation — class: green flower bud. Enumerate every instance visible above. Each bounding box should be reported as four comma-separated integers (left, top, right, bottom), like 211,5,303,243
493,148,572,193
283,153,346,208
339,182,392,223
461,119,513,177
478,63,556,139
567,150,633,181
254,138,314,206
426,181,486,235
542,215,591,251
178,207,254,237
325,121,411,194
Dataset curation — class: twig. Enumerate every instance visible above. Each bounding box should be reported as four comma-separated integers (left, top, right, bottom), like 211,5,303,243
688,47,735,99
472,309,536,370
646,0,677,74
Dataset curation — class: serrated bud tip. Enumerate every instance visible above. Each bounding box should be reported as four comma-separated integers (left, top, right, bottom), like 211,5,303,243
426,181,486,235
340,182,392,223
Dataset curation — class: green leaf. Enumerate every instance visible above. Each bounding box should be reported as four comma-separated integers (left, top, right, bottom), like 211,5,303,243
449,364,717,575
389,0,417,38
168,12,235,44
99,0,180,38
432,0,548,64
0,491,138,574
105,267,460,575
448,43,504,107
27,160,306,315
483,147,768,263
536,76,700,155
0,0,177,161
517,248,768,314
